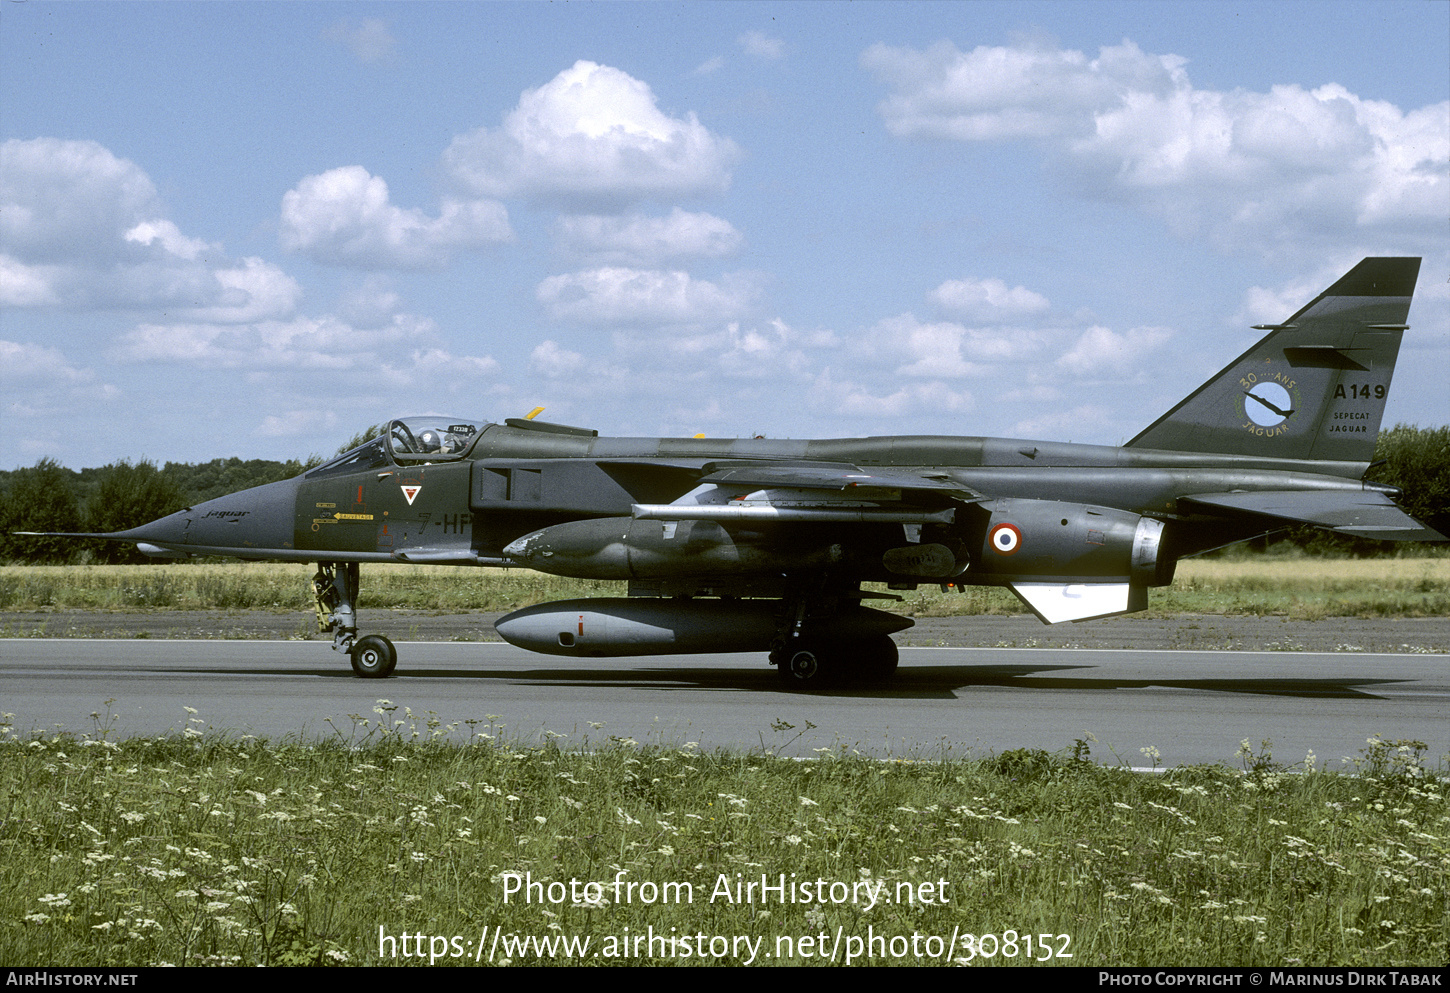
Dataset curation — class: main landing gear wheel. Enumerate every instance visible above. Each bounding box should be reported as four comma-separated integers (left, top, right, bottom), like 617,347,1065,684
775,643,832,689
773,634,898,689
856,635,899,681
350,634,397,678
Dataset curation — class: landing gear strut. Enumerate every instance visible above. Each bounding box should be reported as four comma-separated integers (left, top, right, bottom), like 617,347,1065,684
313,562,396,678
768,596,900,689
771,634,898,688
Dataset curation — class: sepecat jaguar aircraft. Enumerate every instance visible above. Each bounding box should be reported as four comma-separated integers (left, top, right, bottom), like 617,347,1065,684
28,257,1442,685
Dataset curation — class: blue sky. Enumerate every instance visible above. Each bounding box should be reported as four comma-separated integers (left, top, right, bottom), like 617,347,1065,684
2,1,1446,470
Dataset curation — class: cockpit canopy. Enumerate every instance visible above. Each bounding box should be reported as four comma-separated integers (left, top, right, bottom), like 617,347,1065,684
387,416,486,459
307,416,489,479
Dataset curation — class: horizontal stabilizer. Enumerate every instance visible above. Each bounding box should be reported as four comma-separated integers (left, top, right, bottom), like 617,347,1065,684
1009,582,1139,624
1179,490,1445,541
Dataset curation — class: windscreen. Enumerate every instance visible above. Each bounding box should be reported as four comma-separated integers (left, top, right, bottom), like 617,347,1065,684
386,417,487,459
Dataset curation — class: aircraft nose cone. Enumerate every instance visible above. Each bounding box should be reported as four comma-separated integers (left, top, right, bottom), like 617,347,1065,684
119,508,192,547
181,476,302,552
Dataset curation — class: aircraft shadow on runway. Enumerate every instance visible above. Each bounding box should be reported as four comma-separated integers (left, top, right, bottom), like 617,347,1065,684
182,662,1411,701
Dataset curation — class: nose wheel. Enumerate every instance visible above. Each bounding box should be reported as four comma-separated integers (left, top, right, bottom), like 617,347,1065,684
314,562,398,678
350,634,397,678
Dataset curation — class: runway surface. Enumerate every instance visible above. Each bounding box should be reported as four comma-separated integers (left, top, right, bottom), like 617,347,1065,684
2,639,1445,769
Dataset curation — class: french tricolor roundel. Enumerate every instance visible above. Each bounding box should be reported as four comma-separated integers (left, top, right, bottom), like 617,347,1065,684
989,522,1022,555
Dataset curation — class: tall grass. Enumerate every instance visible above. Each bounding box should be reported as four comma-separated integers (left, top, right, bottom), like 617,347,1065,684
0,563,620,613
0,558,1446,618
0,712,1443,967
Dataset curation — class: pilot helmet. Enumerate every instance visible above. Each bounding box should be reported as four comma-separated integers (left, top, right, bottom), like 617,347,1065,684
418,430,442,453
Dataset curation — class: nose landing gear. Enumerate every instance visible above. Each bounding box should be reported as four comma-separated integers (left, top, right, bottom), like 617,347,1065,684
349,633,397,678
313,562,397,677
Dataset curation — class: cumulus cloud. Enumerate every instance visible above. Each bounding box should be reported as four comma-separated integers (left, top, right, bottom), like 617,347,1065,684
929,276,1050,320
335,275,405,330
739,31,784,60
859,312,1048,379
442,61,740,208
1056,324,1172,375
1012,405,1116,441
863,39,1178,141
556,208,742,264
710,321,804,377
1,137,164,263
2,340,120,453
0,340,94,384
114,312,429,370
0,138,301,319
809,369,975,419
1236,271,1338,328
1,245,300,320
0,255,62,307
280,165,512,269
111,308,500,395
323,18,398,65
256,409,340,438
530,339,587,378
187,257,302,323
863,39,1449,254
379,348,500,388
536,267,758,326
124,219,211,261
617,318,836,379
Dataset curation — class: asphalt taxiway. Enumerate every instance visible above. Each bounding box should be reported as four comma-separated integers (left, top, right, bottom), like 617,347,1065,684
2,639,1444,768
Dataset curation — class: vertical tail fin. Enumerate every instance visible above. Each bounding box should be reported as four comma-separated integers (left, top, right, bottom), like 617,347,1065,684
1126,257,1421,462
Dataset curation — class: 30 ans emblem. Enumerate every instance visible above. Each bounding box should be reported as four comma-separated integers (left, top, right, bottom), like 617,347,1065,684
401,485,422,506
1238,364,1299,437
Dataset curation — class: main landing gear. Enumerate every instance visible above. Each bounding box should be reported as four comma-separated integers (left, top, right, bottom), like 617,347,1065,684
771,635,899,689
767,596,901,689
313,562,396,678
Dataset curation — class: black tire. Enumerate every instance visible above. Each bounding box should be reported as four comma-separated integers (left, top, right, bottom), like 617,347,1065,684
350,634,397,678
777,643,831,689
856,635,899,681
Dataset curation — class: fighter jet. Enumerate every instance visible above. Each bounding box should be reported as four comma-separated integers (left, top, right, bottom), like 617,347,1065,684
29,257,1441,685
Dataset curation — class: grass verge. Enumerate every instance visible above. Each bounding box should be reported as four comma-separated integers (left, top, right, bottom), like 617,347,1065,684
0,558,1447,619
1,710,1443,967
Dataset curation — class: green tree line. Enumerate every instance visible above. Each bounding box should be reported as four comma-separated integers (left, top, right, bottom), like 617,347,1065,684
1301,422,1450,555
1,425,1445,565
0,456,321,564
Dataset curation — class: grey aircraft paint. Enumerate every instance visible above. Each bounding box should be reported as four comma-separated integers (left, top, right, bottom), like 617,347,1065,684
23,258,1440,686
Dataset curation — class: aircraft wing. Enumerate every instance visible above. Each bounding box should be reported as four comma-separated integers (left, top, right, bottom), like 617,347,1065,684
1178,490,1445,541
599,458,981,495
693,463,984,501
627,462,984,523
